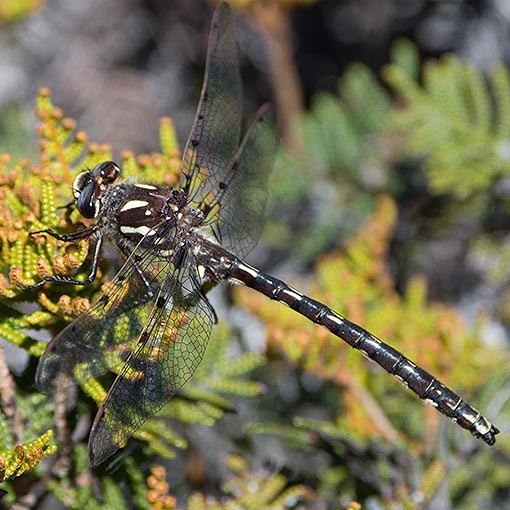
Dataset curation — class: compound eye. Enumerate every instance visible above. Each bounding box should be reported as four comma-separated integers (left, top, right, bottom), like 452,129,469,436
72,171,93,200
93,161,120,184
76,180,98,219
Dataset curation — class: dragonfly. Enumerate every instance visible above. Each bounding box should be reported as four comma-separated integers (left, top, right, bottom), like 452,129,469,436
26,3,498,466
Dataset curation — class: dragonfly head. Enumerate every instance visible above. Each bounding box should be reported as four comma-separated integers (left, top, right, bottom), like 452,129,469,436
73,161,120,219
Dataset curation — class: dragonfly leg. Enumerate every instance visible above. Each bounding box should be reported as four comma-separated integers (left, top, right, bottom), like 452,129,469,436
19,234,103,290
29,225,99,242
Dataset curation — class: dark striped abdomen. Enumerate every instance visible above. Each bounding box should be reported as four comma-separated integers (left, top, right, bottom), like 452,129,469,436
227,257,499,446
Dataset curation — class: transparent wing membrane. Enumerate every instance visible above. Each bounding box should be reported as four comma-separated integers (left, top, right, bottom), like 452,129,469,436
181,4,242,207
88,253,214,465
216,105,278,257
36,228,179,392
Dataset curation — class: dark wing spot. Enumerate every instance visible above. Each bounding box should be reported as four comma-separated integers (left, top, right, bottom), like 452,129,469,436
174,247,186,269
99,295,110,305
119,348,131,362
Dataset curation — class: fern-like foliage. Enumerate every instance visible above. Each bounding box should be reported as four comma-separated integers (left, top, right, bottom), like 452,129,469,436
134,321,266,460
0,429,55,483
44,445,152,510
72,320,265,462
384,41,510,199
383,39,510,330
187,454,314,510
266,62,393,260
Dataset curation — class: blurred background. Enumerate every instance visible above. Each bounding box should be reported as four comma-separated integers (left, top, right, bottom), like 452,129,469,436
2,0,509,153
0,1,509,509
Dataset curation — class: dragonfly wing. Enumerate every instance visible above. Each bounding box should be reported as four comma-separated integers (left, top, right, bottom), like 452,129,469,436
87,251,214,465
180,4,278,258
214,105,278,257
35,230,179,393
181,3,242,207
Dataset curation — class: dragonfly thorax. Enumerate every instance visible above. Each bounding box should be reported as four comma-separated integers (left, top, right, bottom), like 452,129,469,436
96,179,205,251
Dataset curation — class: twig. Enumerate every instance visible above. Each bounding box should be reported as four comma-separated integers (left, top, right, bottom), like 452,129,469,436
252,1,304,154
0,343,24,444
51,377,74,478
332,367,401,444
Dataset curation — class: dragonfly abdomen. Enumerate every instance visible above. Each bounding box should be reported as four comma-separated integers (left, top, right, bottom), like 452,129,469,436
224,254,499,446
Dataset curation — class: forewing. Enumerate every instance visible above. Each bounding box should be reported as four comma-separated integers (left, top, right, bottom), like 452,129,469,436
181,3,242,207
88,253,214,465
35,230,178,394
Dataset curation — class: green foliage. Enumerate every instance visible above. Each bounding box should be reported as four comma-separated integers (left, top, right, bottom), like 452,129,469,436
137,322,266,460
0,430,56,483
45,445,148,510
384,48,510,199
266,62,392,260
382,39,510,330
187,454,314,510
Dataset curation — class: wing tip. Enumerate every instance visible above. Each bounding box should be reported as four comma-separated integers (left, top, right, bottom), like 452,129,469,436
88,406,118,467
